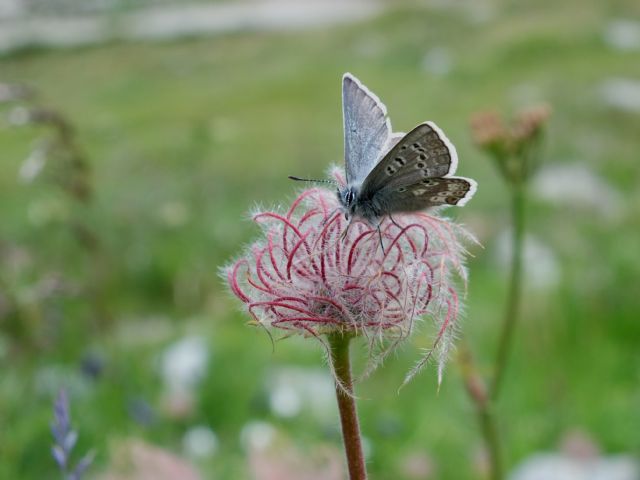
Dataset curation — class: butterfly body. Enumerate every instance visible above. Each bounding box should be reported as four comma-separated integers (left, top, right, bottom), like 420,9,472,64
337,73,476,226
338,183,377,223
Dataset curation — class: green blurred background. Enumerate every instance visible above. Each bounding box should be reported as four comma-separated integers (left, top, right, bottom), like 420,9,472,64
1,0,639,478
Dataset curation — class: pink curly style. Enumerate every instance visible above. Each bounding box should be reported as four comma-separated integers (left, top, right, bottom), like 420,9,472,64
225,173,474,383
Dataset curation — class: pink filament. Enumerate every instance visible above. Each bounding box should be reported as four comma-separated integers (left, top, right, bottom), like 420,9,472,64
228,187,466,345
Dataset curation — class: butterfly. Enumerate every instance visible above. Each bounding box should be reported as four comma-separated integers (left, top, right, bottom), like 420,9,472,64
291,73,477,242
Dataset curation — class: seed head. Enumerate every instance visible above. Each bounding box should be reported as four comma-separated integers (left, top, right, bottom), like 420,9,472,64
225,173,474,383
470,104,552,184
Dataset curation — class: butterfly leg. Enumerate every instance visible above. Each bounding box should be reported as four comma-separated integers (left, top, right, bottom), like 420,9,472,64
388,213,403,229
320,207,340,229
377,222,386,255
341,218,354,241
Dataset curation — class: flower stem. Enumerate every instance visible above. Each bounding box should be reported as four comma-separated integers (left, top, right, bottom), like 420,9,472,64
458,344,504,480
328,333,367,480
458,182,526,480
479,406,503,480
491,183,526,400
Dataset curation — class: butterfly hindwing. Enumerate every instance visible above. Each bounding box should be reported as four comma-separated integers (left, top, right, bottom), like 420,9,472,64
343,73,391,185
375,177,476,213
360,122,458,197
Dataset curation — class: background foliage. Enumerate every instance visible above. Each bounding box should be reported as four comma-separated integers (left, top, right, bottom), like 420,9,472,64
1,0,639,478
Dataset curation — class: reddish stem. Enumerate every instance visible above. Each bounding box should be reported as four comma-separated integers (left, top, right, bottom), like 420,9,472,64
328,333,367,480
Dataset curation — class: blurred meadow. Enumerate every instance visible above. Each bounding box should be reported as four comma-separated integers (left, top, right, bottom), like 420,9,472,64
1,0,639,478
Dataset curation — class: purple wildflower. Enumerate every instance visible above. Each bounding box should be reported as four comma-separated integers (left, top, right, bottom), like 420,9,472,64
51,389,94,480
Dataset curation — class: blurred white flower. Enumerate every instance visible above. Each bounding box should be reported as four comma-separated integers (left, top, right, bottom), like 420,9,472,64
494,231,560,289
240,421,276,452
7,106,30,125
19,146,46,183
183,425,219,459
268,367,335,420
600,78,640,113
532,163,623,220
509,453,639,480
269,383,301,419
125,1,383,41
0,0,24,19
421,47,453,76
160,336,209,395
603,20,640,51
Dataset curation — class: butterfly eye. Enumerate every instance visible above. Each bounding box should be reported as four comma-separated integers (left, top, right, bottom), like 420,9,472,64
345,191,354,205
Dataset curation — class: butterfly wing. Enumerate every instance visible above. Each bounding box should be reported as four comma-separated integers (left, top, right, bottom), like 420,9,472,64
360,122,459,196
342,73,392,185
359,122,476,212
373,177,477,214
380,131,405,158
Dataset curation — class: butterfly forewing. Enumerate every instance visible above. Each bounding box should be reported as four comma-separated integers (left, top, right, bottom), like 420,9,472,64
342,73,391,184
360,122,458,197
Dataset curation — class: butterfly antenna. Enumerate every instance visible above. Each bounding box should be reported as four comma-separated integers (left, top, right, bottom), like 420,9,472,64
341,218,354,241
388,213,403,229
288,176,337,185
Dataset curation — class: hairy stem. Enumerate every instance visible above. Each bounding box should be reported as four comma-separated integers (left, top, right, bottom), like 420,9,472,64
328,333,367,480
492,183,526,400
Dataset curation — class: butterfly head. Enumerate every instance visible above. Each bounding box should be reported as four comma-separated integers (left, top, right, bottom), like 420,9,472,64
337,185,359,220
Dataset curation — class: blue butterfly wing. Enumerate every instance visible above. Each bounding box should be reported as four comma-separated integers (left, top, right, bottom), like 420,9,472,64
342,73,392,185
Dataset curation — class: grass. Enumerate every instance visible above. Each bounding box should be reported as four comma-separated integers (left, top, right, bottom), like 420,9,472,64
1,1,639,478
